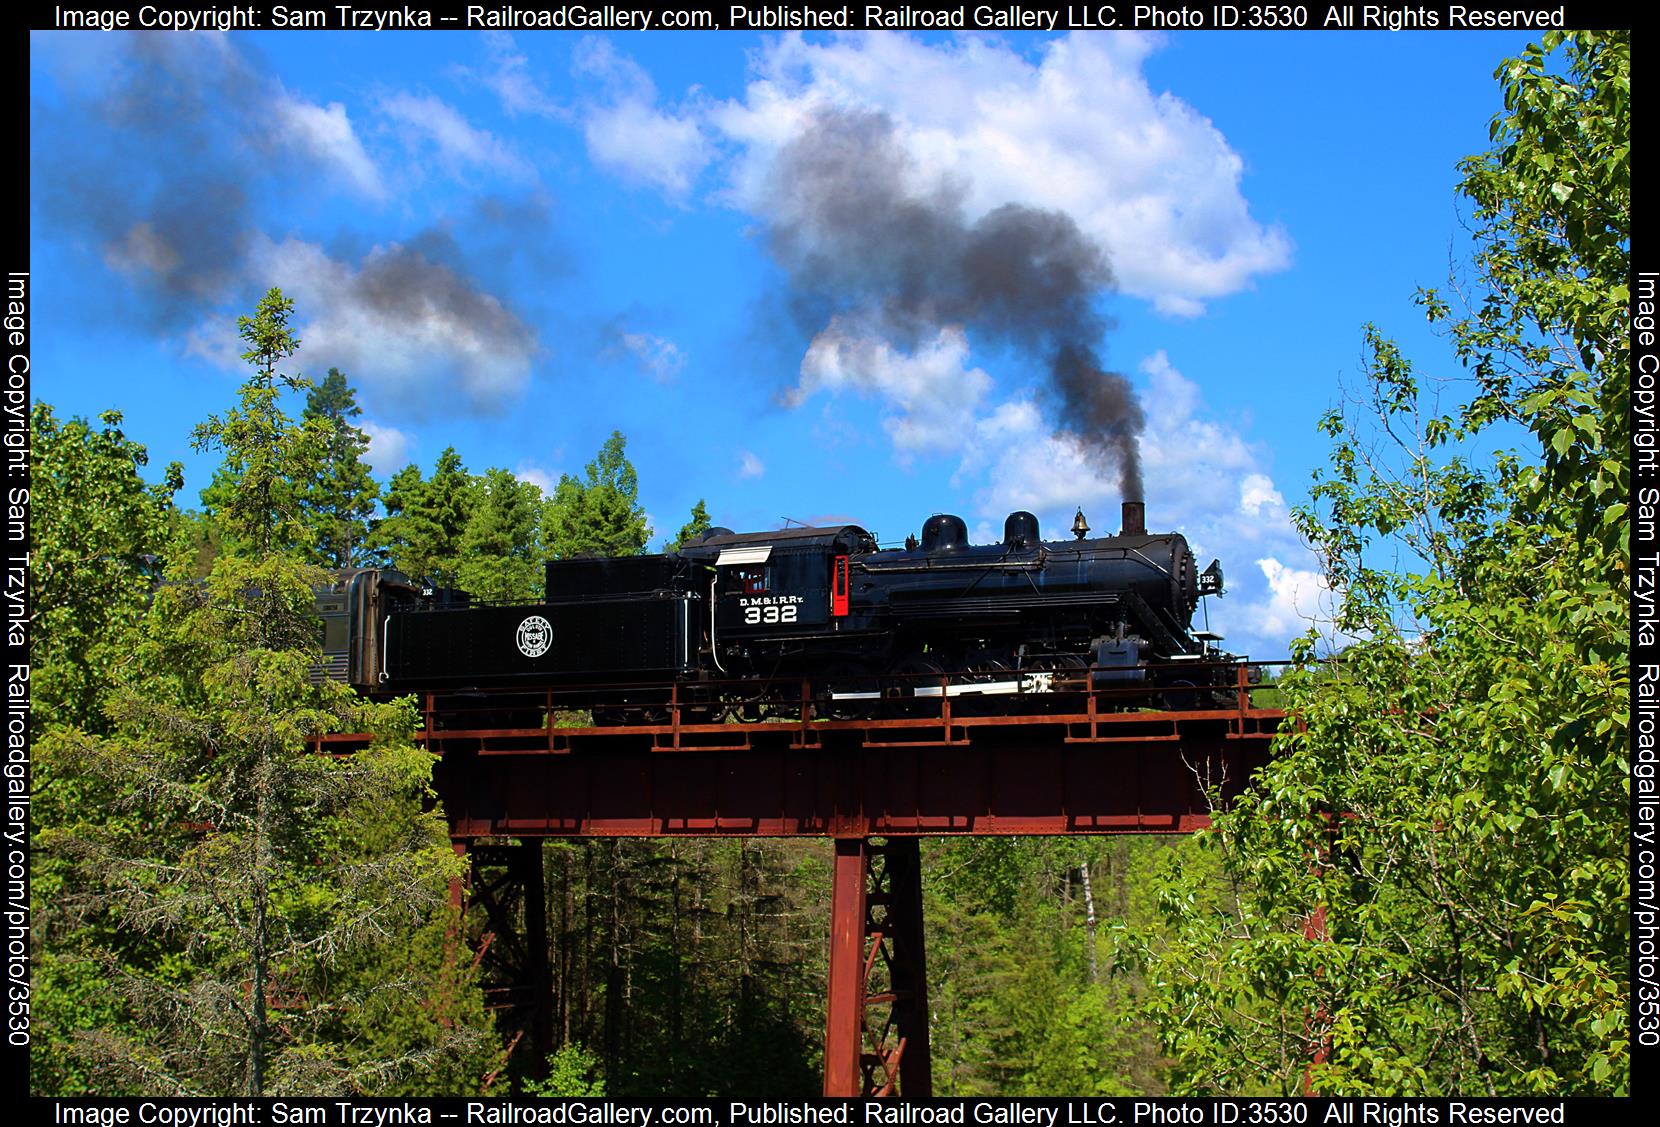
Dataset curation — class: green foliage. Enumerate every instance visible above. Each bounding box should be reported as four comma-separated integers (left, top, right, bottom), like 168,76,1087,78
525,1044,606,1097
33,291,494,1095
40,556,491,1094
194,288,329,558
300,368,380,569
456,468,544,602
543,432,651,559
29,406,185,1092
29,404,180,733
927,838,1186,1095
518,839,825,1097
1146,32,1628,1096
668,499,713,551
373,448,475,585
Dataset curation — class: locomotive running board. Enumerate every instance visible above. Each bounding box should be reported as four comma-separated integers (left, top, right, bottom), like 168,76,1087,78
829,673,1056,700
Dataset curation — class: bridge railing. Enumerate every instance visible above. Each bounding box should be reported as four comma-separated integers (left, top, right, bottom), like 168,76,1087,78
381,659,1293,755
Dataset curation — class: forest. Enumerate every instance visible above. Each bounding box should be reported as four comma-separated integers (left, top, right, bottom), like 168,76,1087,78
26,31,1627,1097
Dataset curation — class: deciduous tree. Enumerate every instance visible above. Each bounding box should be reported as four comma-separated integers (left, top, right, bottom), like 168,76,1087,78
1146,31,1629,1096
668,500,712,551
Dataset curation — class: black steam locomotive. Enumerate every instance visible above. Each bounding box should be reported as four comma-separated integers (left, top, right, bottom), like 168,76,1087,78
316,501,1234,714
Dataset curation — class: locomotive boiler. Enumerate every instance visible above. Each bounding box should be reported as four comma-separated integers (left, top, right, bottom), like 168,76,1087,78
318,501,1234,713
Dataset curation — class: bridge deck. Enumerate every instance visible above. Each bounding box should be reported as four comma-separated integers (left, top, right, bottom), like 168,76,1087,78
316,667,1289,838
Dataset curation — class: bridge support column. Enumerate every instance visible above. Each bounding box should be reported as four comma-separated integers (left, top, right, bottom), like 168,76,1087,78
823,838,932,1097
468,840,554,1074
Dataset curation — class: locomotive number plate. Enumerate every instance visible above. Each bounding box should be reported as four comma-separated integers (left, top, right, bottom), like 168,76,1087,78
738,593,804,626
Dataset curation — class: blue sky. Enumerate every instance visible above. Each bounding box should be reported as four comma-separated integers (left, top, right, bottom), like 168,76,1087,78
30,28,1539,658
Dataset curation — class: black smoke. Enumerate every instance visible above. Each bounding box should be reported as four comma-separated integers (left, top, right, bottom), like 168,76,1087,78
33,35,268,323
759,108,1144,499
32,34,543,414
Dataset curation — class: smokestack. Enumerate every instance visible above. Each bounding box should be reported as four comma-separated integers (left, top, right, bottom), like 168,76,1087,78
1121,501,1146,537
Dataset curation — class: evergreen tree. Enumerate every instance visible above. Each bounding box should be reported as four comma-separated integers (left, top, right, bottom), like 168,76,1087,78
301,368,379,569
36,290,496,1095
193,288,324,558
542,432,651,559
456,468,544,602
373,448,475,586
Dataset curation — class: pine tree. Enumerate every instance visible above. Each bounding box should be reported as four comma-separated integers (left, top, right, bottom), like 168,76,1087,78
456,468,544,602
36,289,496,1095
372,448,475,586
542,432,651,559
193,288,323,559
301,368,380,569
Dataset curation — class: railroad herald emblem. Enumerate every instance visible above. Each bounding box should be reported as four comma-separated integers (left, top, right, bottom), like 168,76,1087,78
516,615,553,658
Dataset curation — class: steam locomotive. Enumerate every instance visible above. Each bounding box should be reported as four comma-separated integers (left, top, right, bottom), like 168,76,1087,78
316,501,1236,715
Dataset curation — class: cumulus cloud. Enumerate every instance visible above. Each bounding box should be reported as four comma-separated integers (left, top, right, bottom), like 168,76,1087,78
713,32,1289,316
513,462,557,492
794,322,993,464
470,32,565,118
276,96,386,198
1233,558,1335,645
605,326,686,382
247,235,537,414
360,420,413,475
380,91,533,181
737,451,765,479
572,37,709,197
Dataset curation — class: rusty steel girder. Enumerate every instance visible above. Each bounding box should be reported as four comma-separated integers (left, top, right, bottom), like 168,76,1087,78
434,719,1273,840
824,838,931,1097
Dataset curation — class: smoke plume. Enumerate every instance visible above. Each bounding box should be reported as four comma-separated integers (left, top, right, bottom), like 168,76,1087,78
760,108,1144,499
33,34,540,414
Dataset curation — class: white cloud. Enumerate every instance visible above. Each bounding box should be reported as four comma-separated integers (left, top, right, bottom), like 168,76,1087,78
615,330,685,382
967,417,1116,519
737,451,765,479
572,37,710,197
380,91,533,180
513,462,556,492
275,95,386,198
473,32,565,118
247,234,536,414
794,321,992,464
360,420,413,475
181,313,243,370
714,33,1289,315
1233,558,1334,645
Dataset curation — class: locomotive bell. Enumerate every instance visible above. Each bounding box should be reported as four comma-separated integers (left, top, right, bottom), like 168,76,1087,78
1071,509,1090,540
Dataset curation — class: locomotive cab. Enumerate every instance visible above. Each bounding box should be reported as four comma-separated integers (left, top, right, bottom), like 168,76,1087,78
677,524,878,671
